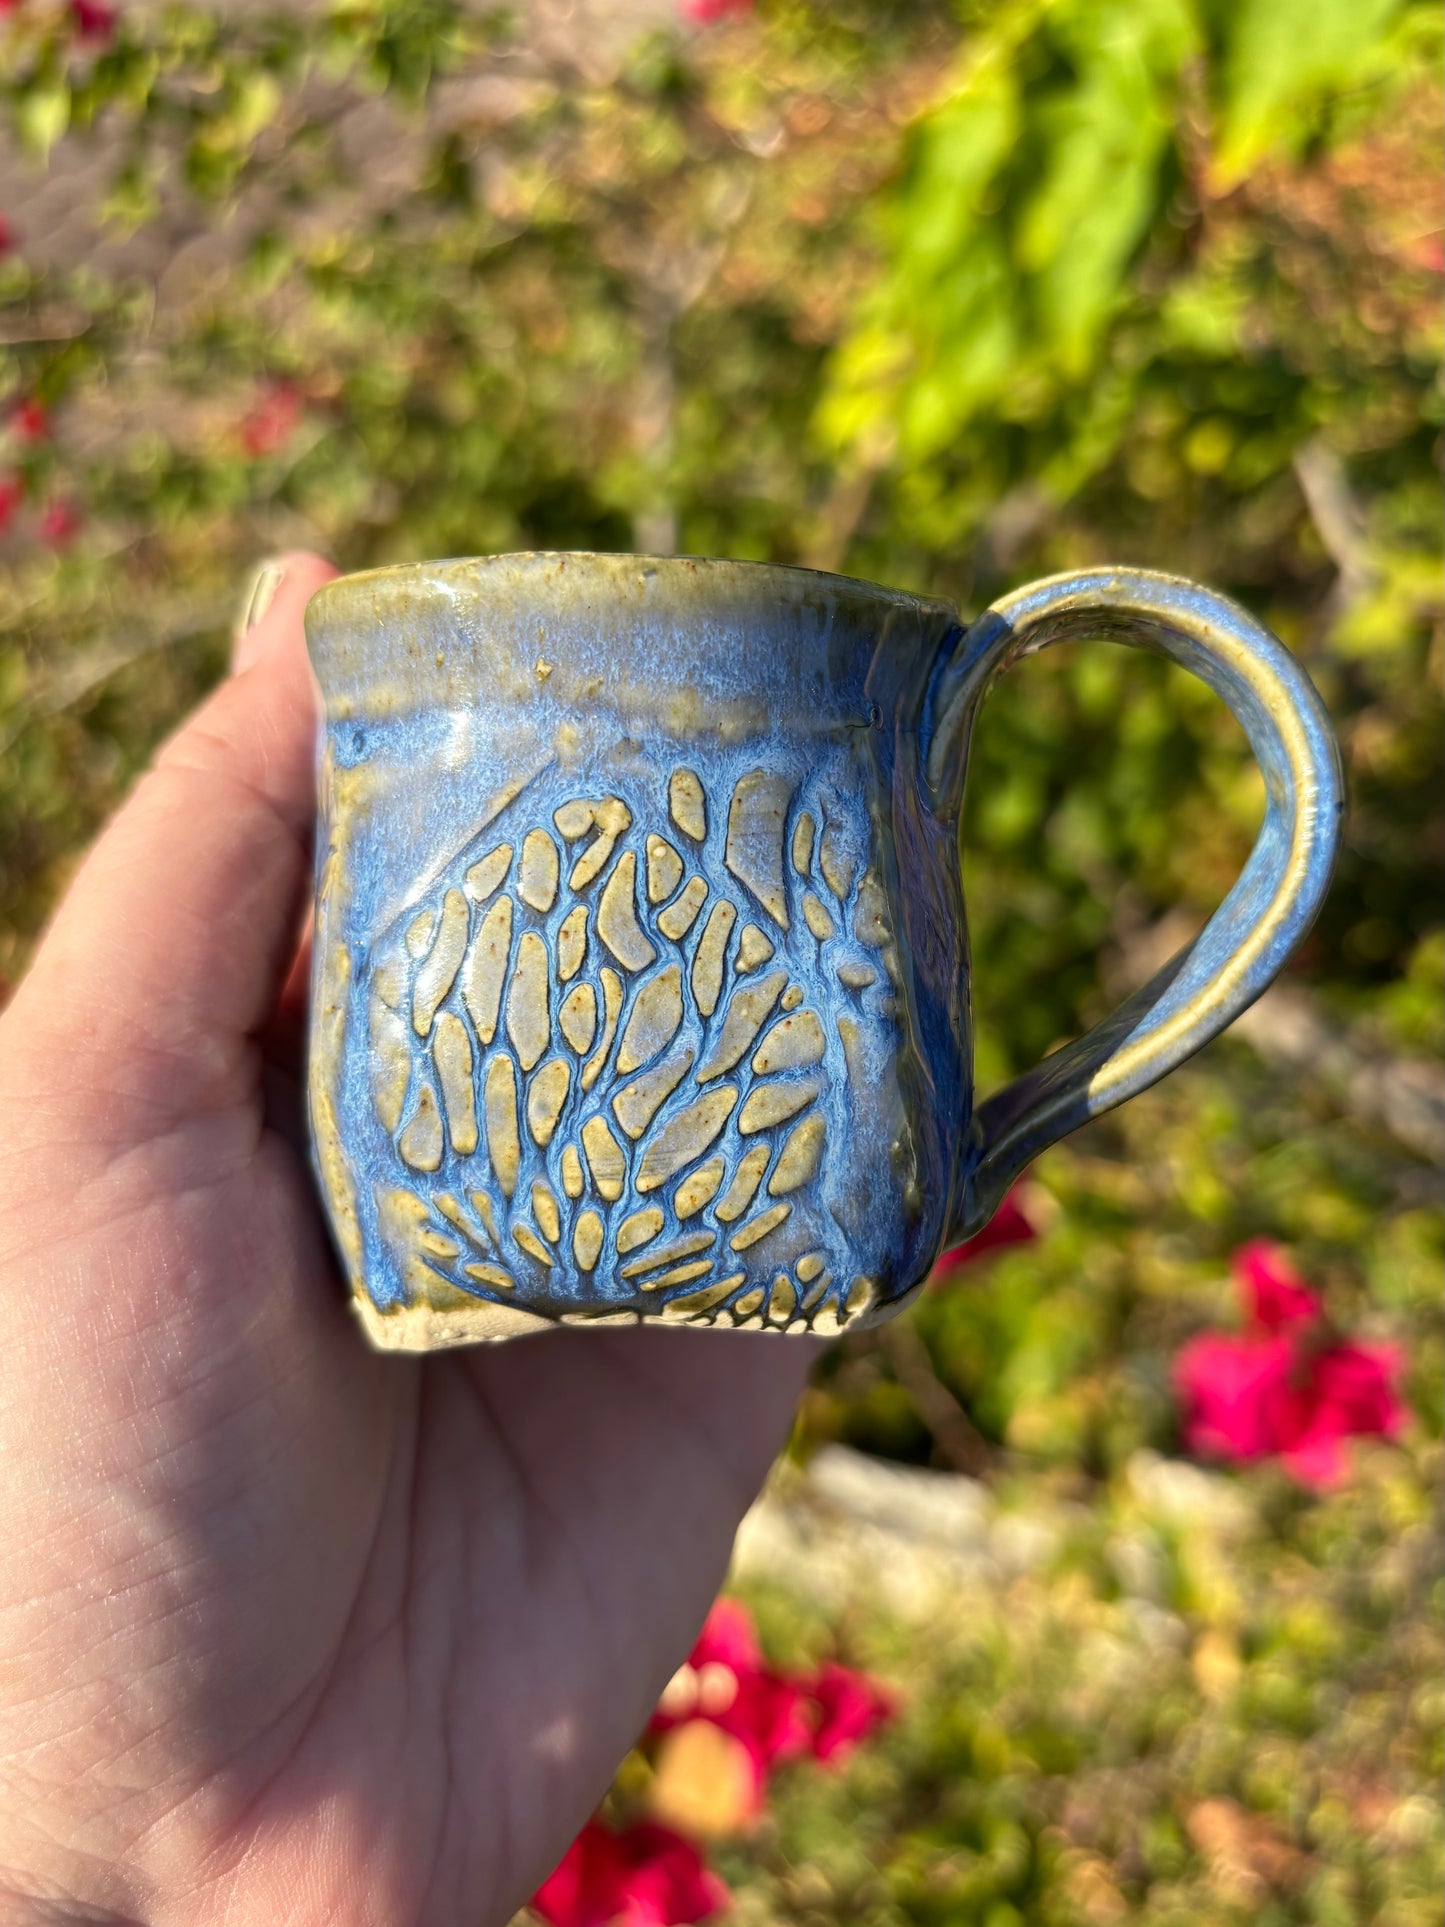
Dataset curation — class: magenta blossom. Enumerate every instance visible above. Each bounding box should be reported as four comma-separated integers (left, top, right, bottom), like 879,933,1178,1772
531,1818,729,1927
70,0,115,43
807,1660,897,1764
1270,1338,1407,1487
683,1596,759,1675
1174,1331,1296,1464
650,1600,810,1808
650,1599,896,1809
932,1184,1038,1281
1174,1244,1405,1487
679,0,752,23
9,398,48,444
240,380,303,458
39,499,81,546
1232,1240,1321,1330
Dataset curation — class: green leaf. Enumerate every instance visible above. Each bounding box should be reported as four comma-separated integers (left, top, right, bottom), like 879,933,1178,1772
1017,0,1197,371
232,69,282,146
15,82,70,157
1211,0,1404,187
818,0,1194,489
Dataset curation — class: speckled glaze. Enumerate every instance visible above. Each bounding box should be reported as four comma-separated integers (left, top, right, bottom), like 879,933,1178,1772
304,555,1343,1351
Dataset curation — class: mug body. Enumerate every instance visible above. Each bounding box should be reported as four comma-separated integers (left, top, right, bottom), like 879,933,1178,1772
306,553,967,1347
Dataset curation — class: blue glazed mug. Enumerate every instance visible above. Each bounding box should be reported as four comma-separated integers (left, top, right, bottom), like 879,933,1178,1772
304,556,1342,1349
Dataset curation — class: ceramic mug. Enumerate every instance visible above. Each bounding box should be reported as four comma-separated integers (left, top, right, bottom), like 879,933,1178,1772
304,555,1342,1350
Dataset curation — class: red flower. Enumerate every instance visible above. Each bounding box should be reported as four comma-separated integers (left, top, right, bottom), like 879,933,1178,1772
0,216,13,257
1232,1240,1320,1330
651,1600,810,1808
684,1596,759,1675
932,1184,1038,1280
806,1661,896,1764
9,398,48,444
0,472,22,533
1173,1245,1406,1488
70,0,115,43
531,1818,728,1927
239,380,303,458
1174,1330,1296,1464
649,1600,897,1829
1272,1339,1406,1488
39,499,81,546
680,0,752,22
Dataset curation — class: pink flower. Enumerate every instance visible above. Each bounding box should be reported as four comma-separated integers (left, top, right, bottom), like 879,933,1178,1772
1232,1240,1320,1330
651,1601,810,1808
1174,1245,1406,1488
649,1600,897,1823
1272,1339,1406,1487
805,1661,896,1764
9,398,48,444
0,472,22,533
39,499,81,546
1174,1330,1297,1464
685,1597,760,1675
70,0,115,43
0,215,14,256
932,1184,1038,1280
239,380,303,458
531,1818,729,1927
680,0,751,23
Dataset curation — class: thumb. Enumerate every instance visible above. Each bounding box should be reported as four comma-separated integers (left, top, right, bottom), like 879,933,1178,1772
8,553,339,1130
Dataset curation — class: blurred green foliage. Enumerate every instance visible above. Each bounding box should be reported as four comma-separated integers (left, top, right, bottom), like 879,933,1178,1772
0,0,1440,1915
724,1434,1442,1926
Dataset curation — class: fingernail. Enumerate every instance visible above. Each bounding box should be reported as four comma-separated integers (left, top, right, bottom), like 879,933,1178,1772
233,560,288,670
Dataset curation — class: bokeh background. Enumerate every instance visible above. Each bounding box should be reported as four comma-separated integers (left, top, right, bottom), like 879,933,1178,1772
1,1,1440,1920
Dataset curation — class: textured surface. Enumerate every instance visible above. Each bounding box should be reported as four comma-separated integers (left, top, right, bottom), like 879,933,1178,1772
306,553,1340,1350
330,760,912,1335
306,554,962,1345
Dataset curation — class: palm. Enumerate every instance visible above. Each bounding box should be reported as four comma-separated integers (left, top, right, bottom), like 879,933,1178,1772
0,556,809,1927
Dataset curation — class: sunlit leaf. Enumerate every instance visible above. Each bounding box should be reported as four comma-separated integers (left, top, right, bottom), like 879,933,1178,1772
1210,0,1404,188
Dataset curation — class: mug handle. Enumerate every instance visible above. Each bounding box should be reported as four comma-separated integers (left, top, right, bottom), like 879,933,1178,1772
924,567,1345,1241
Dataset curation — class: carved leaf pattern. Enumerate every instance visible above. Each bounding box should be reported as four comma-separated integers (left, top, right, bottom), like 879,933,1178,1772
370,765,893,1331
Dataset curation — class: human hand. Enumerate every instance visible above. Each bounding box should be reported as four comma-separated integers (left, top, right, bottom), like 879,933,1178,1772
0,555,815,1927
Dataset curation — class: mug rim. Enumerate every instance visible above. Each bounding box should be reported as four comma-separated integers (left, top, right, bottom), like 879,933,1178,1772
306,548,958,624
